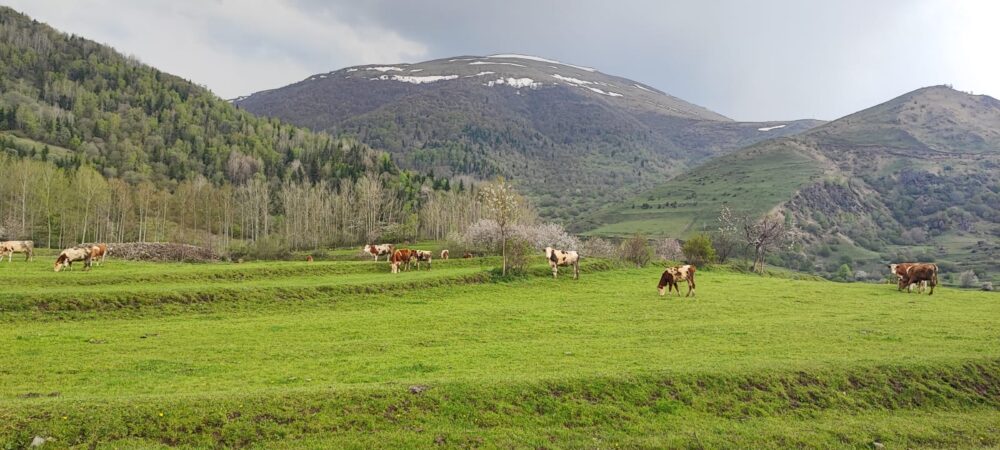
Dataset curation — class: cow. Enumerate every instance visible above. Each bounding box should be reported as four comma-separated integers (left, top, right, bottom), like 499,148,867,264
54,246,93,272
888,263,928,293
898,263,938,295
363,244,395,261
544,247,580,279
89,243,108,266
463,252,474,259
0,240,34,262
658,265,696,297
390,249,417,273
440,249,450,260
306,255,314,263
413,250,433,270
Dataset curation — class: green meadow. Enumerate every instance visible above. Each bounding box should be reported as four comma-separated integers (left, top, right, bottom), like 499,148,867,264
1,254,999,448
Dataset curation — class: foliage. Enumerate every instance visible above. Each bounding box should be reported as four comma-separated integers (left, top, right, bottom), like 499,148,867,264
681,234,716,266
620,234,652,268
479,178,527,275
958,270,980,288
581,237,618,259
654,238,683,262
835,264,853,282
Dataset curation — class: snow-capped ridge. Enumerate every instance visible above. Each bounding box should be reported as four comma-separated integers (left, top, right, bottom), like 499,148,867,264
487,54,596,72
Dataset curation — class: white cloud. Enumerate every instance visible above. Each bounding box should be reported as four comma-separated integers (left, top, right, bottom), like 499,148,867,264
1,0,428,98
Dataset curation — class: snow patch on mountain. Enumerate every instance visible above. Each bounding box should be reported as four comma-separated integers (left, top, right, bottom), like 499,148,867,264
470,61,526,67
551,74,593,85
488,54,596,72
586,87,623,97
376,74,459,84
367,66,405,72
465,71,496,77
757,124,786,131
486,77,540,89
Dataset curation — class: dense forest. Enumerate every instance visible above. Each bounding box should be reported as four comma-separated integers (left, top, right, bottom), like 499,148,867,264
0,7,480,251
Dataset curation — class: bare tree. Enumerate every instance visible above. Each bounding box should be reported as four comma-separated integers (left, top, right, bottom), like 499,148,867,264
713,205,740,263
480,178,525,275
742,213,789,273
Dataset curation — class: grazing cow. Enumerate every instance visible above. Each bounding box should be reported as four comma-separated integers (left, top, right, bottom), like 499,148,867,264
89,243,108,266
544,247,580,279
390,249,417,273
1,240,34,262
463,252,474,259
413,250,433,270
658,265,696,297
54,246,93,272
363,244,395,261
888,263,928,293
306,255,314,263
898,263,938,295
440,249,450,260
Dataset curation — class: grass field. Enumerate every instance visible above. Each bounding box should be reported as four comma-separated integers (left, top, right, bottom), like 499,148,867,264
583,143,824,238
1,253,999,448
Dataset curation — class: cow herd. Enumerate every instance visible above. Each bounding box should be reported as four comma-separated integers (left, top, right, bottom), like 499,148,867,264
0,237,951,298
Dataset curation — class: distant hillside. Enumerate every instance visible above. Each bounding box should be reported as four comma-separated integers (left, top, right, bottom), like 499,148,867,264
235,55,822,221
0,6,383,187
587,86,1000,281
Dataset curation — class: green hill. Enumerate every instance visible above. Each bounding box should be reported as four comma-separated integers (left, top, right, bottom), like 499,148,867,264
587,86,1000,281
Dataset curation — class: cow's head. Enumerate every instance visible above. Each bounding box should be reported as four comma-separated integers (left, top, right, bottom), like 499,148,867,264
54,255,65,272
887,263,898,275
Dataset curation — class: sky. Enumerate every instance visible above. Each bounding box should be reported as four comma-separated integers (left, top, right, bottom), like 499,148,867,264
3,0,999,121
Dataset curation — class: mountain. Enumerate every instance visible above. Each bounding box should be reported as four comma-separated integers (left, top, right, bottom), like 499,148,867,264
0,6,384,187
587,85,1000,281
234,55,822,221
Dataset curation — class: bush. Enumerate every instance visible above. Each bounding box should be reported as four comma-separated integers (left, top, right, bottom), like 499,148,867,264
620,234,652,268
958,270,980,288
982,282,994,292
835,264,853,282
582,237,618,259
516,223,580,251
682,234,716,266
655,238,683,262
504,236,535,276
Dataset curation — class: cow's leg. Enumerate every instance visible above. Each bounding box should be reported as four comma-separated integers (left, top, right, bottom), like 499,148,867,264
551,263,558,279
687,279,695,297
573,262,578,279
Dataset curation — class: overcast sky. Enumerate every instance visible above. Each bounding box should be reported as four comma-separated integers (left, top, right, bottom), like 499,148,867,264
4,0,999,120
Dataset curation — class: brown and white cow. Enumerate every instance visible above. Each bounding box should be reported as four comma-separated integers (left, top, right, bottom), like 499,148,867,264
440,249,449,260
893,263,938,295
888,263,929,293
658,265,696,297
363,244,395,261
463,252,474,259
413,250,433,270
1,240,34,262
89,243,109,266
545,247,580,279
54,246,93,272
390,249,417,273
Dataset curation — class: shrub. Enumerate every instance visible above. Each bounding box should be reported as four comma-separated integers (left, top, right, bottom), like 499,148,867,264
853,270,869,282
515,223,580,252
682,234,716,266
504,236,535,276
655,238,684,262
982,282,994,292
620,234,652,268
958,270,980,288
582,237,619,259
835,264,853,282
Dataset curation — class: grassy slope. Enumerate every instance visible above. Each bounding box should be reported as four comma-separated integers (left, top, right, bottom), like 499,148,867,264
1,257,999,447
584,143,823,238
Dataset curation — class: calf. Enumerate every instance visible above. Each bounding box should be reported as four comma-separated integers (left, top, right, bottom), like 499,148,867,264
363,244,395,261
545,247,580,279
390,249,417,273
658,265,696,297
440,249,450,260
1,240,34,262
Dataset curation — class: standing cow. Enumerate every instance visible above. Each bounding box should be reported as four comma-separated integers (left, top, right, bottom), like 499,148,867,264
89,243,109,266
888,263,936,294
658,265,696,297
0,240,34,262
390,249,417,273
363,244,395,261
544,247,579,279
440,249,450,260
413,250,433,270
